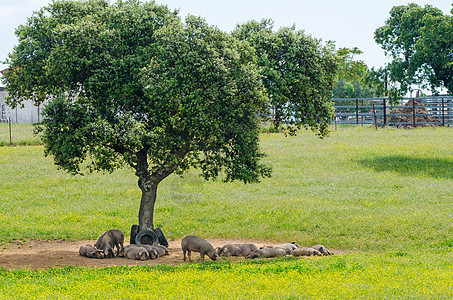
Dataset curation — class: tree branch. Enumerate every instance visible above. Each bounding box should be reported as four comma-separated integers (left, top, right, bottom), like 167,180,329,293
151,143,191,182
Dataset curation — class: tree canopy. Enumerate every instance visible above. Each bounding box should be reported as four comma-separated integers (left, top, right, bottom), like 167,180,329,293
3,0,271,231
374,3,453,95
233,19,338,136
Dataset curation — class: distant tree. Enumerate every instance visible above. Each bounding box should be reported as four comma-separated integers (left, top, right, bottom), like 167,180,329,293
415,6,453,93
3,0,270,232
374,3,453,95
364,67,404,102
233,19,338,137
333,79,373,99
333,47,373,98
336,47,367,82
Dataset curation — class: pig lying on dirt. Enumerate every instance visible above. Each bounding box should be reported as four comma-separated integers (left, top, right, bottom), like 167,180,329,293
137,245,159,259
125,246,149,261
312,245,333,255
123,244,136,256
125,244,164,259
292,247,322,257
276,243,298,254
246,248,286,259
217,245,242,257
79,244,103,259
261,243,298,255
94,229,125,258
181,235,218,261
151,245,169,256
217,244,258,257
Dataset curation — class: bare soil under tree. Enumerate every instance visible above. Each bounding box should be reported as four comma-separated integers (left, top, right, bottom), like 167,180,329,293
0,239,346,270
0,238,271,270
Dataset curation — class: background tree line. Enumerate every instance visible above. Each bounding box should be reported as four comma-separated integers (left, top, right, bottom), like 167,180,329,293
334,3,453,100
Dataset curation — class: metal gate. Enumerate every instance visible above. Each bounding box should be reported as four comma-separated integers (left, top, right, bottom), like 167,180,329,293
333,96,453,127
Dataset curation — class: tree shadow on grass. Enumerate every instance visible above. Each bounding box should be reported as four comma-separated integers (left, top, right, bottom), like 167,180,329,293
357,155,453,180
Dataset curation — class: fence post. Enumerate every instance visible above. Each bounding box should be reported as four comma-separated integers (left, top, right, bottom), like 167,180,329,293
412,99,416,127
383,99,387,126
373,104,377,130
442,98,445,127
361,99,364,126
9,117,12,146
355,99,359,125
334,110,337,131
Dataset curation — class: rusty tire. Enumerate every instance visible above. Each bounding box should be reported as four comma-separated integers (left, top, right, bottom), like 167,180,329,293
130,225,139,244
153,227,169,248
135,229,159,246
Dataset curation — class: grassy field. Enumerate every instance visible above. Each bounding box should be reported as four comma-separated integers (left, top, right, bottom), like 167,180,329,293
1,125,453,298
1,254,452,299
0,123,42,146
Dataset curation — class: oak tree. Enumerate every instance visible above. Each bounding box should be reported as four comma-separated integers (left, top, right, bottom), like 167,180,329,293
3,0,270,232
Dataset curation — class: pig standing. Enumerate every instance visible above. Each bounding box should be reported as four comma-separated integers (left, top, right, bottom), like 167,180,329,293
79,244,103,259
181,235,218,261
94,229,125,258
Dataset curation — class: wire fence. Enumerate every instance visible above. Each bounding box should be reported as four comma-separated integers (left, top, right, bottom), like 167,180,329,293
333,96,453,128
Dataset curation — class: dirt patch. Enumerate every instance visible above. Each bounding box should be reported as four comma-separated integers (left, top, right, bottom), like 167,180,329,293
0,238,284,270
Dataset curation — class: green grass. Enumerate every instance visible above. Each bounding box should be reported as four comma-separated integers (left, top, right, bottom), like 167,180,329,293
0,123,42,146
3,125,452,251
1,254,452,299
1,125,453,297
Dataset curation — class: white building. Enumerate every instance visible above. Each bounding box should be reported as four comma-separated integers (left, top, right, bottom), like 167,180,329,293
0,87,43,123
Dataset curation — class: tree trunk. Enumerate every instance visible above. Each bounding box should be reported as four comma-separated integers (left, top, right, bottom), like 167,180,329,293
273,105,282,131
138,175,158,231
135,149,158,231
134,146,190,231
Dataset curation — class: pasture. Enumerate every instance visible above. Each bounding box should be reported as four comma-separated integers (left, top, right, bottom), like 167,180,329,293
1,124,453,298
0,123,41,146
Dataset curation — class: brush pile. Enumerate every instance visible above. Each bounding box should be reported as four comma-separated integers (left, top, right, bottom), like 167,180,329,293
387,99,440,127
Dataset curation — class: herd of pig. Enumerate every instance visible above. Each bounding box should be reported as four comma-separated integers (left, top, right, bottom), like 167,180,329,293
79,229,333,262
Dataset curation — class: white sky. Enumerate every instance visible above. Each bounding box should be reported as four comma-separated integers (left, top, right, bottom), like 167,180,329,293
1,0,452,83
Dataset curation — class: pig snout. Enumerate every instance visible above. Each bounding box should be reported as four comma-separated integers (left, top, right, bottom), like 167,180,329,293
208,250,218,261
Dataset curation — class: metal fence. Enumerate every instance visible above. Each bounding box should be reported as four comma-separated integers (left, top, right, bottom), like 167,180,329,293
333,96,453,127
